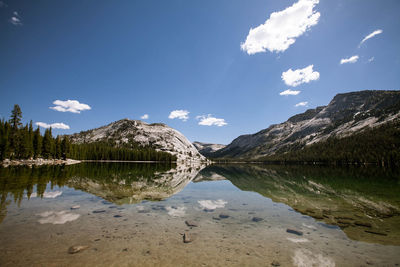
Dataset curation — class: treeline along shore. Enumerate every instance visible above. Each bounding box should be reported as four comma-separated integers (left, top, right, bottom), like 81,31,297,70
0,105,177,164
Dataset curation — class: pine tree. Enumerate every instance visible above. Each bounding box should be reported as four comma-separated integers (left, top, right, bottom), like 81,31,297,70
27,120,34,158
33,127,42,158
9,104,22,129
55,136,62,159
0,120,10,160
17,124,30,159
61,136,70,160
8,104,23,158
42,128,52,159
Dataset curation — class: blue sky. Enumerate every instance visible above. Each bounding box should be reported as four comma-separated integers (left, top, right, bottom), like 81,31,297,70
1,0,399,144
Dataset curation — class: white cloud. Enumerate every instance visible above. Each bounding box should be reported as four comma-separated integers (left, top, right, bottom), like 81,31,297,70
295,101,308,107
140,114,149,120
50,100,91,113
168,110,189,121
198,199,227,211
241,0,320,54
30,191,63,199
360,29,382,46
165,206,186,217
36,122,70,129
37,210,80,225
196,114,227,127
340,55,359,64
368,57,374,63
281,65,319,87
280,89,301,96
9,11,22,25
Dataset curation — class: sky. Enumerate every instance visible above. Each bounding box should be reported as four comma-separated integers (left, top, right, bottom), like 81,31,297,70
0,0,399,145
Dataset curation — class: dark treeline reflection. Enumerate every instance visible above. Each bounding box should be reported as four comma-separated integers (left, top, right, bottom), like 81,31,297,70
0,163,175,206
202,164,400,199
199,164,400,245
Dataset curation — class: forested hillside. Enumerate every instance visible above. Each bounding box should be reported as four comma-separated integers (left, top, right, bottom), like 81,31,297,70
0,105,176,162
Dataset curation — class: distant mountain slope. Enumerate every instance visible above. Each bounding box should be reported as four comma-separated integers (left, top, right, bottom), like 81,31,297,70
69,119,206,162
193,141,226,157
212,90,400,159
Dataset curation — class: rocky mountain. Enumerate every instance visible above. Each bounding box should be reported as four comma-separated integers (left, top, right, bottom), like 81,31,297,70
68,119,206,162
212,90,400,159
193,141,226,157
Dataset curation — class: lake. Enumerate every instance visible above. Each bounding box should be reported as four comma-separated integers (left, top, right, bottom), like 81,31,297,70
0,163,399,266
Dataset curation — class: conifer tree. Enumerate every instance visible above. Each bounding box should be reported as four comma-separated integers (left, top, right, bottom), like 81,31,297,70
42,128,52,159
55,136,62,159
0,120,10,160
61,136,70,160
33,127,42,158
27,120,34,158
9,104,22,129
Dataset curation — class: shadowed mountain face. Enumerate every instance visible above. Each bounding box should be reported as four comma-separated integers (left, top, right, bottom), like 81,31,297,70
213,90,400,158
193,142,226,157
198,164,400,246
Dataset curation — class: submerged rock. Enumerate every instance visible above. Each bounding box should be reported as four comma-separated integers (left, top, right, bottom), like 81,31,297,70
355,221,372,228
219,213,230,219
68,245,89,254
138,209,151,214
364,230,387,236
286,229,303,236
183,233,192,243
252,217,263,222
185,220,198,227
92,210,106,213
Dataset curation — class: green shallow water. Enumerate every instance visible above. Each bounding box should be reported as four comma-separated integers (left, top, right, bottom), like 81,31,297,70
0,163,399,266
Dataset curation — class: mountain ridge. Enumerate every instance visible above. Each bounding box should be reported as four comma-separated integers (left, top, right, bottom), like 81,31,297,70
68,118,206,162
212,90,400,159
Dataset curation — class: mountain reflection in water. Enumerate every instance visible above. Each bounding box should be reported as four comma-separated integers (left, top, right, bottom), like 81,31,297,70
1,162,399,246
0,163,204,222
198,164,400,246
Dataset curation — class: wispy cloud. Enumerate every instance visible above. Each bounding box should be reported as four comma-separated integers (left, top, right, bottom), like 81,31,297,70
281,65,319,87
0,1,8,8
140,114,149,120
295,101,308,107
340,55,359,64
196,114,227,127
368,57,374,63
9,11,22,26
359,29,382,46
50,100,91,113
168,110,189,121
35,122,70,129
241,0,320,54
280,89,301,96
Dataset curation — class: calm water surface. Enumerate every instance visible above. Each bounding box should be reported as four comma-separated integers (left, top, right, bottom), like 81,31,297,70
0,163,399,266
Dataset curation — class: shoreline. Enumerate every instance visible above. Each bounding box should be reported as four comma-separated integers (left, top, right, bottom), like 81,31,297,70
0,158,210,167
1,158,81,167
